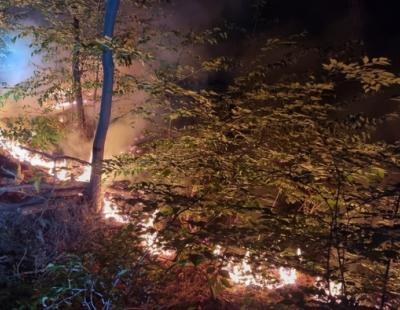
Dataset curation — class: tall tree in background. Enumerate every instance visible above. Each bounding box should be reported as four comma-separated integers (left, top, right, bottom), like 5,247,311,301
350,0,364,39
88,0,120,211
72,16,87,135
0,0,103,136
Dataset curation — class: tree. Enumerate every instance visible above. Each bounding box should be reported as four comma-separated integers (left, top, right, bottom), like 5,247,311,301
349,0,364,40
72,15,87,136
0,0,103,136
87,0,120,212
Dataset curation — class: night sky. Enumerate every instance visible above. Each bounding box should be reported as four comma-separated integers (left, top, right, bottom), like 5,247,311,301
187,0,400,58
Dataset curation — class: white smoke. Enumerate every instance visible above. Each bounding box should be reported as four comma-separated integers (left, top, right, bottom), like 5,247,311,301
0,33,36,86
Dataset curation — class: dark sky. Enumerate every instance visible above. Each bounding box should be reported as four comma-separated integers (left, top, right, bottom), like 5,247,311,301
174,0,400,142
180,0,400,58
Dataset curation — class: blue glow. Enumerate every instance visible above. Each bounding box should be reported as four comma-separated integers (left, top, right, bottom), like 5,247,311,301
0,34,34,86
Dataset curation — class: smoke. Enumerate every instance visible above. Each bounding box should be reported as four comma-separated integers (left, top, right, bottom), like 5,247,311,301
1,1,246,162
0,14,44,87
0,17,46,118
0,33,37,86
105,115,147,158
58,97,149,160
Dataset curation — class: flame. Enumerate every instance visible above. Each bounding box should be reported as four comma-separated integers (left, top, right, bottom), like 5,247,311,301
315,277,343,299
51,90,87,111
329,281,343,297
226,251,264,287
0,135,53,170
54,100,77,111
103,196,128,223
142,212,161,254
0,135,130,225
54,164,70,181
101,197,173,257
0,130,176,258
76,164,92,182
278,267,297,285
214,248,298,288
0,133,307,290
141,211,174,257
0,133,70,181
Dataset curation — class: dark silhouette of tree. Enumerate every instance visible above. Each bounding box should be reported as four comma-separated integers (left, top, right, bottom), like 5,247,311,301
349,0,364,39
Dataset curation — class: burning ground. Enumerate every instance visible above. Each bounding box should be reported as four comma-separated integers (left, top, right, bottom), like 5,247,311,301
0,125,335,309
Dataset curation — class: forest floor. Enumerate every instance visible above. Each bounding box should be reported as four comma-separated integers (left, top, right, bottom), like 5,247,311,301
0,152,377,309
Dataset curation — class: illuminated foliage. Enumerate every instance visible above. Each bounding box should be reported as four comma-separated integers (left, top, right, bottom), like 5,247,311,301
105,39,400,307
0,1,400,308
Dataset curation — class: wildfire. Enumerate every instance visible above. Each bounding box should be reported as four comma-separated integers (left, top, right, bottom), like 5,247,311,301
329,281,343,297
278,267,297,285
51,90,87,111
103,196,128,223
315,277,343,299
102,197,174,257
0,132,70,181
53,99,88,111
0,134,325,292
76,164,92,182
140,211,174,256
213,246,299,289
54,100,77,111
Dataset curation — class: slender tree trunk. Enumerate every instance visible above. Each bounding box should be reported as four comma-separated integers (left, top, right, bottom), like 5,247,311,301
92,0,105,105
93,62,100,103
87,0,120,212
349,0,364,40
380,195,399,309
380,259,391,310
72,17,87,135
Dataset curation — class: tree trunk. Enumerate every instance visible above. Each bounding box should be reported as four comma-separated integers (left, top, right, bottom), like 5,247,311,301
349,0,364,40
87,0,120,212
93,62,100,103
72,17,87,136
92,0,104,105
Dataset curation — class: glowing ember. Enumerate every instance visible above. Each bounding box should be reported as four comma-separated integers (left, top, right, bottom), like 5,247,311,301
213,245,222,256
315,277,343,298
141,212,160,253
76,164,92,182
141,212,174,257
214,248,298,288
53,162,70,181
278,267,297,285
226,251,268,287
329,281,343,297
103,196,128,223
